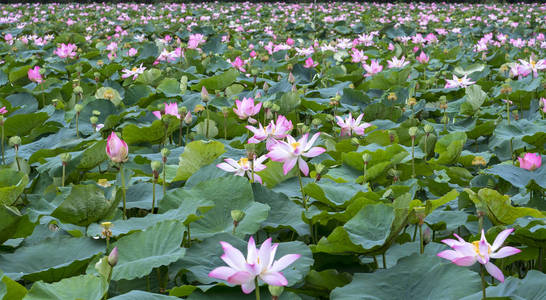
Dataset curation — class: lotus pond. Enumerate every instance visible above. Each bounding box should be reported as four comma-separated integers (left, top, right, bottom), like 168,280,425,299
0,2,545,300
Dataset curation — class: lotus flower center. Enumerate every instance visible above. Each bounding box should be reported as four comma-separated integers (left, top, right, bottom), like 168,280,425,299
104,89,114,100
132,67,138,72
291,142,300,151
239,157,249,168
531,60,536,68
457,78,463,83
472,240,491,256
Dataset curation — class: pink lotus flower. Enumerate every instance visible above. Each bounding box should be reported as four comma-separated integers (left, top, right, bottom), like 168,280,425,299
246,115,293,150
518,58,546,78
27,66,43,84
233,97,262,124
286,38,295,46
208,237,300,294
416,51,429,64
121,64,146,80
444,75,475,89
335,113,372,136
266,132,325,175
541,98,546,113
54,43,77,59
249,50,257,58
188,33,206,49
127,48,138,57
0,107,7,115
153,102,180,120
363,60,383,77
350,48,368,63
216,155,267,183
518,153,542,171
437,229,520,282
303,57,318,69
106,132,128,163
387,56,409,69
229,56,246,72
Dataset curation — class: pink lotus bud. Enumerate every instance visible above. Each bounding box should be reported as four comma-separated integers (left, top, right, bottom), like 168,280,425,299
286,38,294,46
106,132,128,163
28,66,43,84
108,247,118,267
518,153,541,171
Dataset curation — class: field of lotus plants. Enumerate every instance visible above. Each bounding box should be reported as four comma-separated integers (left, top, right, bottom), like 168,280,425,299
0,1,545,299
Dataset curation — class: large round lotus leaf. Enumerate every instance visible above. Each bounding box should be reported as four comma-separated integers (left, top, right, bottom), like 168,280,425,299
180,233,313,287
187,287,302,300
460,270,546,300
22,274,106,300
330,254,481,300
0,169,29,206
111,220,186,281
0,236,104,282
0,205,34,244
110,290,180,300
484,162,546,189
51,184,116,226
173,140,225,182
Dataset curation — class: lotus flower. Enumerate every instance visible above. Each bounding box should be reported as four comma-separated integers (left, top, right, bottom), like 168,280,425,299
28,66,43,84
188,33,206,49
363,60,383,77
303,57,318,68
229,56,246,72
233,97,262,124
335,112,372,136
0,107,7,115
518,57,546,78
266,132,325,175
152,102,180,120
437,229,520,282
350,48,368,63
387,56,409,69
106,132,128,163
208,237,300,294
541,98,546,113
416,51,429,64
444,74,475,89
246,115,293,150
121,64,146,80
518,153,541,171
54,43,77,59
216,155,267,183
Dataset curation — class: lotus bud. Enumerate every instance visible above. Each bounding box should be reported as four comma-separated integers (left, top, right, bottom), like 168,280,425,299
362,153,371,165
263,81,269,93
108,247,118,267
201,86,210,103
184,112,193,125
74,104,83,113
408,126,418,138
269,285,284,298
9,136,21,148
60,153,71,165
105,132,128,163
424,124,434,134
288,72,295,83
161,148,170,162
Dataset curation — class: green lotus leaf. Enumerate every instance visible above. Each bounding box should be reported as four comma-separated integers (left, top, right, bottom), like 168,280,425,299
173,140,225,182
22,274,106,300
0,169,29,206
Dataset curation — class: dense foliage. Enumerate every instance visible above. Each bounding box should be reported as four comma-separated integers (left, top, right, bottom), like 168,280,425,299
0,2,545,299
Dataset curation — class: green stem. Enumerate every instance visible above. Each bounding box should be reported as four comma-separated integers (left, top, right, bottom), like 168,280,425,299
480,264,487,300
162,161,166,197
152,177,156,214
41,83,45,108
538,247,543,272
178,122,183,147
411,137,415,178
419,224,424,254
205,103,210,138
62,163,66,187
15,148,20,172
187,224,191,247
1,124,5,164
254,277,260,300
75,112,79,138
382,252,387,269
424,134,428,161
506,101,510,125
224,116,227,140
297,171,307,210
120,164,127,220
362,163,367,185
250,157,255,183
186,124,190,144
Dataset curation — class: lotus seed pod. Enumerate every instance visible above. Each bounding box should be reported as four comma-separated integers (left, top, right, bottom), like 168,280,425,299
263,101,272,109
60,153,72,163
414,206,426,219
315,163,326,175
231,210,245,222
388,92,398,101
74,104,84,113
179,106,187,115
161,148,171,159
268,285,284,297
362,153,371,163
311,118,322,126
151,160,161,171
9,136,21,147
73,86,83,94
93,72,101,79
92,110,101,116
408,126,418,137
325,114,334,122
271,103,280,112
407,97,417,106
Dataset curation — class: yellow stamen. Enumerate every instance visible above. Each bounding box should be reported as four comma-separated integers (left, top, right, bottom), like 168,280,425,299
472,240,491,256
132,67,138,72
239,157,249,167
291,142,300,151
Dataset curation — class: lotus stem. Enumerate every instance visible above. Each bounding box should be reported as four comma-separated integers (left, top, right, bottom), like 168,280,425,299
297,171,307,210
162,160,167,197
382,253,387,269
1,124,5,164
15,147,20,172
506,101,510,125
120,163,127,220
187,224,191,247
411,136,416,178
419,223,424,254
254,277,260,300
62,163,66,187
75,112,80,138
205,103,210,138
178,121,183,147
152,177,156,214
480,264,487,300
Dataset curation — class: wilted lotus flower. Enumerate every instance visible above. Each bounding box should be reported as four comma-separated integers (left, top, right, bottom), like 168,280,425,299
335,112,372,136
437,229,520,282
208,237,300,294
233,97,262,124
28,66,43,84
106,132,128,163
518,153,541,171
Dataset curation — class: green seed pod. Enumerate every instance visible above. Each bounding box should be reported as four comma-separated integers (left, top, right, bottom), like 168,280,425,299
161,148,171,159
9,136,21,147
424,124,434,134
60,153,72,163
231,210,245,222
268,285,284,297
151,160,161,171
408,126,418,137
74,104,84,113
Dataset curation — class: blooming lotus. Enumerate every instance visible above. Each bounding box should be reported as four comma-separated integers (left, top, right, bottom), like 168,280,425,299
518,153,541,171
127,48,138,57
363,60,383,77
188,33,206,49
303,57,318,68
153,102,180,120
444,74,475,89
387,56,409,69
266,132,326,175
0,107,7,115
350,48,368,63
416,51,429,64
229,56,246,72
27,66,43,84
437,229,520,282
233,97,262,124
246,115,293,150
208,237,300,294
216,155,267,183
541,98,546,113
121,64,146,80
54,43,77,59
518,57,546,78
335,112,372,136
106,132,128,163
